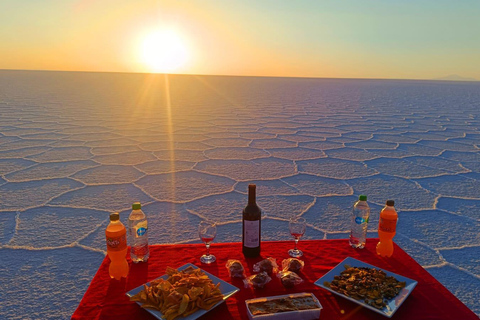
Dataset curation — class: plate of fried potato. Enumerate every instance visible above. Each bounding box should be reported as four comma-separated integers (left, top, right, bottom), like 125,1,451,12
314,257,417,318
126,263,239,320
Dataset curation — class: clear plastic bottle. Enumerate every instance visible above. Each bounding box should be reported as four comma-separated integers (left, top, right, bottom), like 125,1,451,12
105,212,129,280
376,200,398,257
128,202,149,263
349,195,370,249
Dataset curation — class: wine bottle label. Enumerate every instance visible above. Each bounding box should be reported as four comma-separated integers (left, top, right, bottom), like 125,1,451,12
244,220,260,248
106,233,127,252
379,217,397,233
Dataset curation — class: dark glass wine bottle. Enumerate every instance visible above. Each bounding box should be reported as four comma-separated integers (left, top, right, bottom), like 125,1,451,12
242,184,261,257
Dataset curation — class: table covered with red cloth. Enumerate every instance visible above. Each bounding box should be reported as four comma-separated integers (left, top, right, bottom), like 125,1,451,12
73,239,477,319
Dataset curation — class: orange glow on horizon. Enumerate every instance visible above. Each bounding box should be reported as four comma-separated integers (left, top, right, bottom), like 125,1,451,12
1,1,478,80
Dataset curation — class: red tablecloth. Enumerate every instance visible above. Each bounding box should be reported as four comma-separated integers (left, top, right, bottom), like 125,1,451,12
72,239,477,319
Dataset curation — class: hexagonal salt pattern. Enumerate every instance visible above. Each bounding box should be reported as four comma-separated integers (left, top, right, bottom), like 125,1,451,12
414,174,480,199
0,247,104,320
347,174,437,210
5,160,98,182
0,158,36,174
28,147,94,162
1,72,479,318
427,266,480,315
298,158,377,179
71,165,145,185
49,184,154,212
194,158,296,181
204,147,269,160
136,171,235,202
397,210,480,249
235,179,301,196
436,197,480,221
258,195,315,219
440,246,480,277
8,206,109,248
0,211,17,245
0,178,84,211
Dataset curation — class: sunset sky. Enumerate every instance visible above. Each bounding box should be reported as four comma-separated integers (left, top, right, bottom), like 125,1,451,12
1,0,479,80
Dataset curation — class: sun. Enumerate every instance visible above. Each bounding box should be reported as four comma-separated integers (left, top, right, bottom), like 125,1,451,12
140,29,189,73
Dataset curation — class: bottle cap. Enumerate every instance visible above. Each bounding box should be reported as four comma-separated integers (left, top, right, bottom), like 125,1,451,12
359,195,367,201
386,200,395,206
110,212,120,221
132,202,141,210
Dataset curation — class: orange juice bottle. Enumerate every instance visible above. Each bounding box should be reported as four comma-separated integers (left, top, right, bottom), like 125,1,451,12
105,212,129,280
376,200,398,257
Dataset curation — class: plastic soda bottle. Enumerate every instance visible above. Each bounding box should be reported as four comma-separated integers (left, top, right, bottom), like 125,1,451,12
349,195,370,249
128,202,150,263
105,212,129,280
376,200,398,257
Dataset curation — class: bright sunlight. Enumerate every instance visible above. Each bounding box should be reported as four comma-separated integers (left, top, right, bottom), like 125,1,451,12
140,29,189,73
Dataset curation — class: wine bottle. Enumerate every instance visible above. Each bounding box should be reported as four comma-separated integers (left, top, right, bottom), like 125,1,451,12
242,184,261,257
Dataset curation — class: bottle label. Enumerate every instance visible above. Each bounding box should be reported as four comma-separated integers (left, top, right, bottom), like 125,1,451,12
137,227,147,237
244,220,260,248
355,217,365,224
106,233,127,252
379,217,397,233
134,221,148,238
355,217,369,224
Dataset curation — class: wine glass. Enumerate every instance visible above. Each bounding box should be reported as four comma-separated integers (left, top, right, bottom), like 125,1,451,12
198,220,217,264
288,216,306,257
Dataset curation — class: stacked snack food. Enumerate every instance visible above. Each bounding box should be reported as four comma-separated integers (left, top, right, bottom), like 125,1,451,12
277,271,303,288
130,266,224,320
244,272,272,289
282,258,304,273
226,260,246,278
253,257,278,274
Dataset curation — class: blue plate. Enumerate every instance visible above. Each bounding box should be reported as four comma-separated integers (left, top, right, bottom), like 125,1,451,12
314,257,417,318
126,263,239,320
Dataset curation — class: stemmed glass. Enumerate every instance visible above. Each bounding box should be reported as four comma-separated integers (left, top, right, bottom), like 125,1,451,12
198,220,217,264
288,216,306,257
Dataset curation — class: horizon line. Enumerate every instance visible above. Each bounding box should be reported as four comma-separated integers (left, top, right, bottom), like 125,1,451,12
0,68,478,83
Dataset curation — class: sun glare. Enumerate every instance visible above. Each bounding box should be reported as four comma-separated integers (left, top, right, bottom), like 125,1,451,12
140,29,189,73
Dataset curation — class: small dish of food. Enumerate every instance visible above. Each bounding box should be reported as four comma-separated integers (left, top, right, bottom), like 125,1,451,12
245,292,322,320
126,263,239,320
314,257,417,318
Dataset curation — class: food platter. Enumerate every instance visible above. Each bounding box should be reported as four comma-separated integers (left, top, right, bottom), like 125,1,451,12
126,263,239,320
245,292,322,320
314,257,417,318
